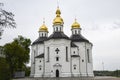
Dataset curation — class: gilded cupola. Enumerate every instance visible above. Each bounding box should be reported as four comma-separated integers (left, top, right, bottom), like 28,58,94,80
39,21,48,32
53,7,64,25
71,19,80,29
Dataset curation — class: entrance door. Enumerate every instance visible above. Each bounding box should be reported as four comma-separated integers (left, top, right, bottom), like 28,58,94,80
56,69,59,77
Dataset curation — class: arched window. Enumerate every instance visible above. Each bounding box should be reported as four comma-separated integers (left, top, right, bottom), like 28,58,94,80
47,47,50,62
73,64,76,70
87,49,90,63
56,57,59,61
42,33,43,37
73,51,75,54
78,30,80,34
60,27,61,31
66,47,68,61
39,65,42,70
75,30,77,34
54,27,55,32
56,27,58,31
45,33,46,37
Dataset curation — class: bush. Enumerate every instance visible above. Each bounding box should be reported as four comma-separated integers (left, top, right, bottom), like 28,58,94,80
0,57,11,80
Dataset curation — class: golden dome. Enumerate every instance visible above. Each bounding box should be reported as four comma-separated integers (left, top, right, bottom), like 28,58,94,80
53,7,64,25
39,23,48,32
71,19,80,29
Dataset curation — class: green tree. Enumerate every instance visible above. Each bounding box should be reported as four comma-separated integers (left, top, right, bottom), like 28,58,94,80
14,35,31,63
0,57,11,80
3,36,31,77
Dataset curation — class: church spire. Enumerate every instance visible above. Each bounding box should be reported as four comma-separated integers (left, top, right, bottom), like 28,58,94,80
53,7,64,25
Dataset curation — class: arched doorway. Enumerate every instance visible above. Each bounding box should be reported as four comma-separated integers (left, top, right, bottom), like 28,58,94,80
56,69,59,77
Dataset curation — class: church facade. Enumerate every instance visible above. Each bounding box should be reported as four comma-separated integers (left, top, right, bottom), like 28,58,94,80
30,7,94,77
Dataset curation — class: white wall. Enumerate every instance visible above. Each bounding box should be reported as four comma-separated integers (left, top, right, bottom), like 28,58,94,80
31,39,94,77
73,42,94,77
44,39,71,77
34,58,44,77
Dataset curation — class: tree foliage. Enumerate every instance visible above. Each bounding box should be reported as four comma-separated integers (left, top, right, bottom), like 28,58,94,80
0,57,11,80
0,3,16,39
14,35,31,63
3,35,31,77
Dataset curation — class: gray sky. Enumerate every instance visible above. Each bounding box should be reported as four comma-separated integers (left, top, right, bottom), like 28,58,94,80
0,0,120,71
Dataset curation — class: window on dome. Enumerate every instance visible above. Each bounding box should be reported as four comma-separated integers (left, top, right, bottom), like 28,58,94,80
42,33,43,37
45,33,46,37
78,30,80,34
56,27,58,31
75,30,77,34
54,27,55,32
60,27,61,31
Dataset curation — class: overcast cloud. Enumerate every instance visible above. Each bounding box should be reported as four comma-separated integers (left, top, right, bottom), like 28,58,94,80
0,0,120,71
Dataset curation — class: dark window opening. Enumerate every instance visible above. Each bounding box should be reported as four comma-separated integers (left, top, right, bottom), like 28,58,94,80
75,30,77,34
42,33,43,37
78,30,80,34
87,49,90,63
56,57,59,61
73,64,76,70
73,51,75,54
54,28,55,32
74,67,76,70
66,47,68,61
56,27,58,31
60,27,61,31
40,67,41,70
45,33,46,37
47,47,49,62
39,65,42,70
82,59,84,62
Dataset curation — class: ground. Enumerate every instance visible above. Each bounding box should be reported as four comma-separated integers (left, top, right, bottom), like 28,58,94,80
13,76,120,80
94,76,120,80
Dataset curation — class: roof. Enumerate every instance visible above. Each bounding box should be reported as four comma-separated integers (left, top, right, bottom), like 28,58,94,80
71,42,77,47
32,37,47,45
71,55,80,57
48,32,69,40
70,34,89,43
35,53,44,58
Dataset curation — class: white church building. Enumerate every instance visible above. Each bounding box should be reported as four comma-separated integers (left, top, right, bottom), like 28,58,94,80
30,7,94,78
